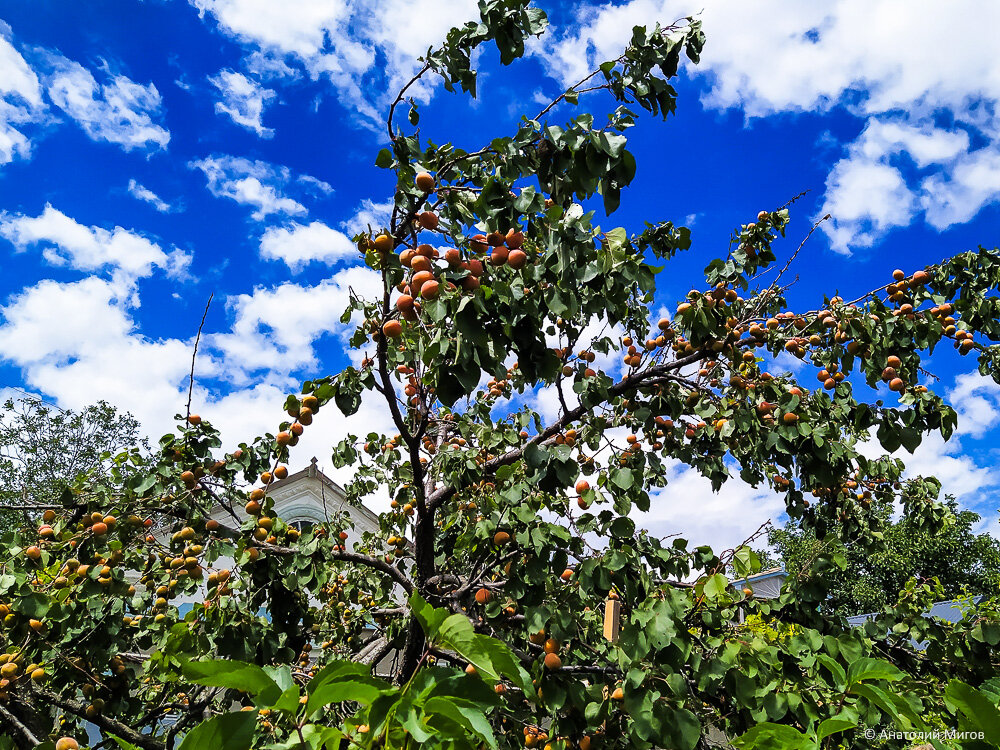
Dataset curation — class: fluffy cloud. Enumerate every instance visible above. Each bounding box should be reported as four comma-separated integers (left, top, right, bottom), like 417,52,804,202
127,179,176,213
949,371,1000,439
188,154,308,220
637,461,786,556
189,0,478,129
0,204,189,280
342,198,393,236
43,53,169,151
208,69,275,137
260,221,358,271
538,0,1000,253
210,265,382,379
0,259,392,462
0,32,45,165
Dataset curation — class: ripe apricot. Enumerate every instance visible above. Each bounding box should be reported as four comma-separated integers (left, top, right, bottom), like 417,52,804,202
418,211,438,230
507,249,527,269
373,234,393,253
486,231,504,246
782,413,799,424
276,431,292,445
410,255,432,272
56,739,80,750
274,466,288,480
475,588,492,604
543,653,562,670
892,269,905,281
506,228,524,248
91,522,109,536
543,638,560,654
490,246,509,266
462,275,481,291
560,568,573,582
493,531,511,546
575,479,590,494
445,248,462,266
26,545,41,560
415,172,435,192
470,234,489,253
411,269,435,291
187,414,202,426
420,280,440,299
383,320,403,338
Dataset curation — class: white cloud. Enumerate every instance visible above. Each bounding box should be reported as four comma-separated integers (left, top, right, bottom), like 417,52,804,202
820,159,916,254
189,0,479,129
127,179,175,213
949,371,1000,439
0,33,45,165
260,221,358,271
244,50,299,81
0,204,189,280
210,266,382,379
0,262,394,465
188,154,308,220
298,174,333,195
342,198,393,236
208,69,275,137
537,0,1000,253
43,53,169,151
637,460,786,556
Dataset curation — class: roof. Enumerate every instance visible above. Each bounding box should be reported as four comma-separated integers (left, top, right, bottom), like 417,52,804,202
731,566,787,588
846,597,983,628
262,456,382,528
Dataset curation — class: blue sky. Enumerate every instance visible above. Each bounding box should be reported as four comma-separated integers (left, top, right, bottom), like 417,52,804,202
1,0,999,551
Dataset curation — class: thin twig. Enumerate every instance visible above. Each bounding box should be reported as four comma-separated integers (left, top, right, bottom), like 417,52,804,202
185,294,214,432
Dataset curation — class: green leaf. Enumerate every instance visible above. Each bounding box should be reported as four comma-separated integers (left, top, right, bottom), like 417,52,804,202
945,680,1000,744
703,573,729,600
181,659,280,703
849,682,922,730
846,657,903,685
410,591,451,638
816,714,857,740
815,654,846,689
177,711,256,750
732,722,817,750
435,614,533,695
107,736,141,750
375,148,393,168
307,674,392,713
424,696,498,748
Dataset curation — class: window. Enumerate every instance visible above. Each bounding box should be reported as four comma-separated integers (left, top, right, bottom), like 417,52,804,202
288,519,315,533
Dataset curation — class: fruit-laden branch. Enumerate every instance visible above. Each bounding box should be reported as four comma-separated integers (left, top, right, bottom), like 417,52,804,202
426,347,710,512
171,511,415,594
30,687,165,750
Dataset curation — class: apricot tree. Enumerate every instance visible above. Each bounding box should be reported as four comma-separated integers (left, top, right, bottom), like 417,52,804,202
2,2,1000,749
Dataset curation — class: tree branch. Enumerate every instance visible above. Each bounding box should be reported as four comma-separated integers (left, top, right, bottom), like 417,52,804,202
427,348,709,512
33,687,165,750
0,700,40,747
